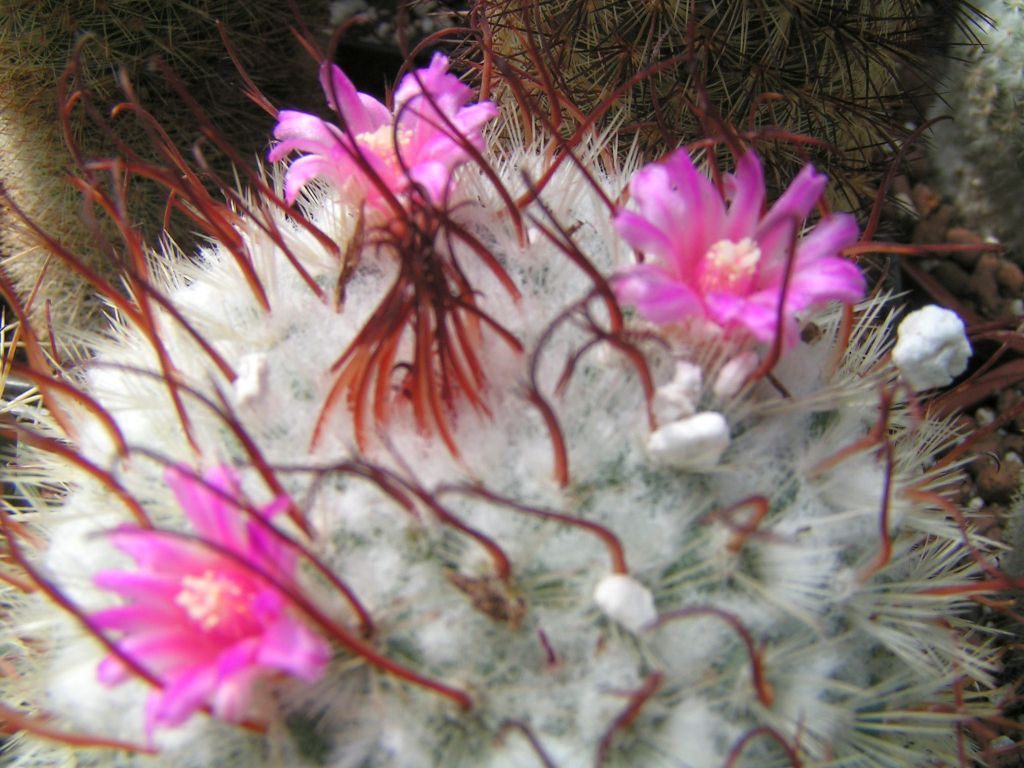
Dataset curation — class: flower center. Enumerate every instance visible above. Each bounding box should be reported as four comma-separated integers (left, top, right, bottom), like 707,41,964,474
176,569,253,634
355,125,412,171
699,237,761,294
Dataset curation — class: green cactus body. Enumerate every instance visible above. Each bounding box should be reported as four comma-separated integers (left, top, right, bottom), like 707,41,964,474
929,0,1024,257
0,0,325,334
467,0,980,211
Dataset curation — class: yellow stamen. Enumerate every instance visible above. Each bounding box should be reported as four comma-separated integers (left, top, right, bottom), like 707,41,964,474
175,570,247,632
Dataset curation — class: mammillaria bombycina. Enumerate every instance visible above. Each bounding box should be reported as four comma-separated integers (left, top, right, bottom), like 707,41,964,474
0,49,1008,768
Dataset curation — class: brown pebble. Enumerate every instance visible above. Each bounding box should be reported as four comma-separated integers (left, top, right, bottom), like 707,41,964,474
946,227,985,268
966,438,1002,487
912,182,941,218
975,454,1023,504
931,261,973,297
972,503,1006,539
996,259,1024,297
891,174,913,203
998,390,1024,434
913,204,956,245
947,227,984,245
969,253,1005,315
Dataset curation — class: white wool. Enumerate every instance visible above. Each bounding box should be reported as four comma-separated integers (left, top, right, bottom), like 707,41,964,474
652,360,703,423
712,350,759,399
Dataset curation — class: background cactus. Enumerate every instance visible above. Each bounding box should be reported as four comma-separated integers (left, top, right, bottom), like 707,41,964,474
928,0,1024,258
461,0,983,212
0,48,1010,766
0,0,327,335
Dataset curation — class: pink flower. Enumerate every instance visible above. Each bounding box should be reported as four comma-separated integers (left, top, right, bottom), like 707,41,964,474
613,150,865,345
268,53,497,211
91,466,330,736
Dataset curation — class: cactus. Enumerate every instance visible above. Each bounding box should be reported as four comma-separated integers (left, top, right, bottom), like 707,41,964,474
0,0,326,335
0,51,1008,767
928,0,1024,257
462,0,983,211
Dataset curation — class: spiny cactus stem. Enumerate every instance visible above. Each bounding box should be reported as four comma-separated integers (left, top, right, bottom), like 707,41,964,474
906,487,1014,586
444,218,524,300
594,671,664,768
0,702,156,755
0,188,144,326
4,421,151,526
286,457,511,586
651,607,773,707
0,567,35,595
85,152,273,314
438,485,631,574
723,726,802,768
554,324,658,431
119,276,239,381
1,515,160,685
506,48,695,210
858,442,896,582
183,153,329,303
704,496,773,554
10,363,128,457
825,303,856,378
419,491,515,581
923,580,1021,598
530,225,622,335
525,384,569,486
495,720,558,768
808,391,895,478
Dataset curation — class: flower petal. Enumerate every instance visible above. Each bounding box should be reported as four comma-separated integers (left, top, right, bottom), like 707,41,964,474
320,63,382,135
614,210,675,266
256,616,332,681
705,291,784,343
793,213,860,268
723,152,765,240
165,465,245,551
394,53,471,113
785,256,867,312
756,164,827,261
147,664,219,733
614,265,703,324
662,150,726,259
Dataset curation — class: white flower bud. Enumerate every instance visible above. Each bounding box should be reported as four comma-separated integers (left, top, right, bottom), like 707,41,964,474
654,361,703,423
892,305,972,390
234,353,269,407
593,574,657,632
713,351,759,399
647,411,730,469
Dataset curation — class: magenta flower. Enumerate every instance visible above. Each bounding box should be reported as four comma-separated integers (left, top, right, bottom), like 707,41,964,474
91,466,330,736
613,150,865,346
268,53,497,211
